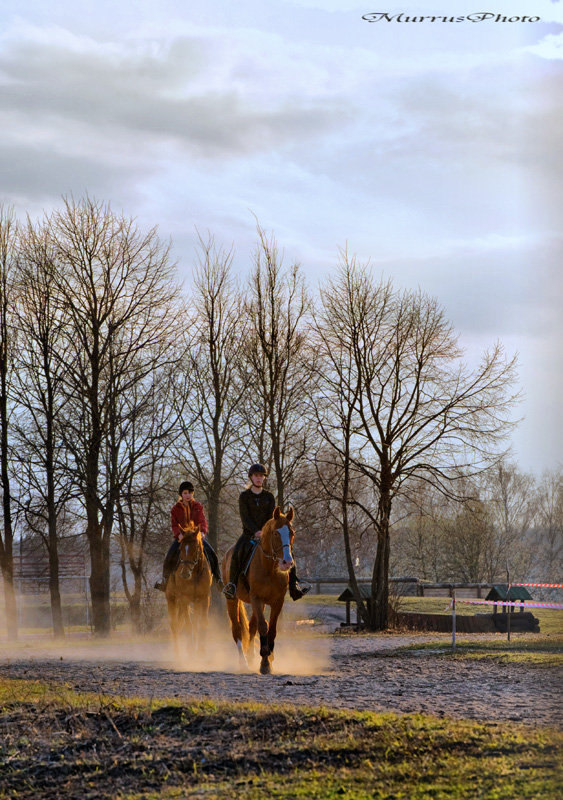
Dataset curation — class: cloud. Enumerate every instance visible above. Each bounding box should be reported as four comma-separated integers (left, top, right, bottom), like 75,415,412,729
527,30,563,59
0,25,351,168
0,4,560,471
0,141,143,201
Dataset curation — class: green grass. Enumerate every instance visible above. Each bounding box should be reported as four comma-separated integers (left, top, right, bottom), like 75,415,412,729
1,678,561,800
309,594,562,625
398,599,563,639
304,593,347,605
396,633,563,664
397,595,562,625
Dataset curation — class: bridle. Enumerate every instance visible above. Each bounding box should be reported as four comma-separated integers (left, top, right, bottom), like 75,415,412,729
178,538,202,579
259,524,294,565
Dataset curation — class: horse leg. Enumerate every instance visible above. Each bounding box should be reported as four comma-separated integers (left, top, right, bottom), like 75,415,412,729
177,596,190,659
250,597,271,675
227,598,249,670
248,612,258,666
166,595,179,659
194,593,210,652
267,598,285,665
223,549,248,669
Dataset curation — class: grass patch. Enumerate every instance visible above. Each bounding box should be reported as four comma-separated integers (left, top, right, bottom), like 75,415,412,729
396,634,563,665
398,597,563,628
308,595,562,634
304,593,347,606
0,678,561,799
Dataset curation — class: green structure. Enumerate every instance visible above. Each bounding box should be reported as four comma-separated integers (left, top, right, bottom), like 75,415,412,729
485,584,532,613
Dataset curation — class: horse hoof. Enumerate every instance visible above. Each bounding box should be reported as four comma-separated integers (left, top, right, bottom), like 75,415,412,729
259,659,272,675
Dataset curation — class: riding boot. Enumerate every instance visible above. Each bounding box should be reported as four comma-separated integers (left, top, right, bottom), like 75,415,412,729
288,565,311,601
203,539,224,590
223,539,244,599
154,540,179,592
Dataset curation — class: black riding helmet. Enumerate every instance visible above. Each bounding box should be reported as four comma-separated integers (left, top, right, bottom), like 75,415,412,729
178,481,194,494
248,463,267,478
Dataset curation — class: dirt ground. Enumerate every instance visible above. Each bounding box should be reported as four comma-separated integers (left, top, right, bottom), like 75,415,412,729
1,606,561,730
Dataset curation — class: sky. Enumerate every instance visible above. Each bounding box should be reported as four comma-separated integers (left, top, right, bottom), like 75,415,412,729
1,0,561,474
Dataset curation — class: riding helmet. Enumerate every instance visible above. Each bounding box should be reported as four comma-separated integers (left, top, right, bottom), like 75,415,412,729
178,481,194,494
248,463,267,477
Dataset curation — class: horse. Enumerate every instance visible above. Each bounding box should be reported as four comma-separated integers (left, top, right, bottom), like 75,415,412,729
222,506,296,675
165,523,212,659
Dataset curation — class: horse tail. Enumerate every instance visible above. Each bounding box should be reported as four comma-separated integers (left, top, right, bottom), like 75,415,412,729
226,596,250,652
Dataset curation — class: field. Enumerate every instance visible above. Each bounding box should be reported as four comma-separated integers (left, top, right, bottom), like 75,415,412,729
1,596,562,799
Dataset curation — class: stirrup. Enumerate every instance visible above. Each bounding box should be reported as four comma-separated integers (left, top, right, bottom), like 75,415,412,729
289,580,311,601
222,582,236,600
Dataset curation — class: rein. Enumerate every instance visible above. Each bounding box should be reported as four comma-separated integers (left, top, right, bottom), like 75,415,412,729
259,543,281,562
178,536,203,577
180,552,201,568
259,527,293,564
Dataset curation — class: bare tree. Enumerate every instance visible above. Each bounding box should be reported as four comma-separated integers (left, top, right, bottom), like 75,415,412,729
441,489,494,582
392,464,538,585
534,467,563,580
48,196,180,635
241,225,312,506
391,481,448,581
314,253,519,629
11,218,75,637
114,364,179,629
0,206,18,640
172,234,246,551
311,356,373,621
479,461,536,581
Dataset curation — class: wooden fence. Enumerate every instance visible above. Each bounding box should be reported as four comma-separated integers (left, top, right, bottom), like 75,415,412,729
304,576,494,598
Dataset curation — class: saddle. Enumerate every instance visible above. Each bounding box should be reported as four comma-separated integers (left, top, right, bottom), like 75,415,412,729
240,539,260,590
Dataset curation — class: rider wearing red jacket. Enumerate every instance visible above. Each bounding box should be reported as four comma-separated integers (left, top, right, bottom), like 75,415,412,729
171,495,208,539
155,481,222,591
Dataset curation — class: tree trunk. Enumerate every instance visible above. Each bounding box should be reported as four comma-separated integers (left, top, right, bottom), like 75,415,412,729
370,482,392,630
122,564,142,633
46,430,64,637
88,527,111,636
371,525,390,630
47,543,65,638
343,517,368,626
0,385,17,640
0,561,17,640
207,479,221,552
341,405,369,625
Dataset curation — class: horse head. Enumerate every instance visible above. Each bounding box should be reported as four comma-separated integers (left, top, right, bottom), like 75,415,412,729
178,523,202,580
263,506,295,572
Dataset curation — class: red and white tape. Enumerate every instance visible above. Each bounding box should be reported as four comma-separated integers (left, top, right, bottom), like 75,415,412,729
456,598,563,610
511,582,563,589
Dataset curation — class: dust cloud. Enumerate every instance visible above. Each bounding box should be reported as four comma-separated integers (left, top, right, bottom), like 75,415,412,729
167,614,330,675
0,605,332,678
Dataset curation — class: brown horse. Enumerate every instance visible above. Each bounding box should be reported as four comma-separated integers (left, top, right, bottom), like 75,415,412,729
222,506,296,674
165,523,212,658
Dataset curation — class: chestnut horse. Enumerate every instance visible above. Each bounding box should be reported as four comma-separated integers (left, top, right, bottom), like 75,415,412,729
222,506,296,674
165,523,212,658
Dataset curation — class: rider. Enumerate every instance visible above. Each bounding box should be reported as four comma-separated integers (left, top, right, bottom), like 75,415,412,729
222,463,310,601
154,481,223,592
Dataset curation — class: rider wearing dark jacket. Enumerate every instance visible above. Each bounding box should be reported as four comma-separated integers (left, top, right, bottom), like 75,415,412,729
222,463,310,601
239,485,276,538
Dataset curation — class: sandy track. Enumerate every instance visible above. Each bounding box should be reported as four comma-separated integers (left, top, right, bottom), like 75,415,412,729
1,627,561,729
